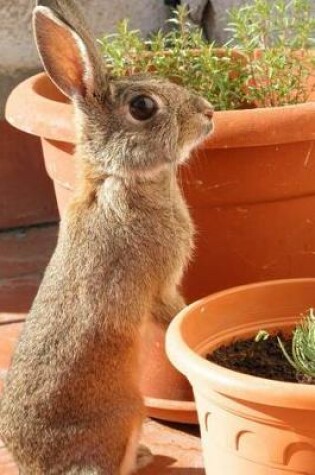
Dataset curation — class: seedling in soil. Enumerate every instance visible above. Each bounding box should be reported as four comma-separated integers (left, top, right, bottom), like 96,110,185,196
278,309,315,379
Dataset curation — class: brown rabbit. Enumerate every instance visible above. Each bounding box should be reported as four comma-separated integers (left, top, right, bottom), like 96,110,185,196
0,1,214,474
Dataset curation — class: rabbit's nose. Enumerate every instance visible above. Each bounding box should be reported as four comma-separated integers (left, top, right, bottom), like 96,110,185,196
203,107,214,120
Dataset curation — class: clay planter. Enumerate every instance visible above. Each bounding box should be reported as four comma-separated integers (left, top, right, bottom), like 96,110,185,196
140,320,195,423
0,120,58,229
166,278,315,475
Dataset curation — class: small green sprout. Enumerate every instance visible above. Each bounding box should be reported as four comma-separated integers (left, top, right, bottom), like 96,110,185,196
255,330,270,342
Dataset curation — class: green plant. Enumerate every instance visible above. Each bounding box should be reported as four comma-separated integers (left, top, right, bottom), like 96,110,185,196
255,329,270,342
98,0,314,110
255,309,315,379
99,9,247,110
278,309,315,378
227,0,315,106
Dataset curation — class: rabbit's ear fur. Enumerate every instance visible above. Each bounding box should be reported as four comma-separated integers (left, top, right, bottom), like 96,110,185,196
33,1,105,98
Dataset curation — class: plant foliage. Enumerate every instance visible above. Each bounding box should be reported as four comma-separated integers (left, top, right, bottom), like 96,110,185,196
278,309,315,378
98,0,315,110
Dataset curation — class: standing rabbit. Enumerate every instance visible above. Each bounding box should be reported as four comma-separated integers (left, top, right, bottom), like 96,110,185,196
0,1,214,474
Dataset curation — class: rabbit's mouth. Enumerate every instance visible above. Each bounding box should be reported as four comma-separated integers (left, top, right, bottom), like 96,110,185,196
203,120,214,136
178,121,214,164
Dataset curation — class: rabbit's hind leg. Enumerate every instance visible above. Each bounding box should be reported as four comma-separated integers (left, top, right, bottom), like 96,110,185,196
135,444,153,471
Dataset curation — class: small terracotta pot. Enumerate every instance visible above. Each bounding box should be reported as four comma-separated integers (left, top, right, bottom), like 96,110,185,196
166,278,315,474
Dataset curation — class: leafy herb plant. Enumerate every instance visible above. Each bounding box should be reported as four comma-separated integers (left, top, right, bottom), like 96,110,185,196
278,309,315,378
256,309,315,379
98,0,314,110
227,0,315,106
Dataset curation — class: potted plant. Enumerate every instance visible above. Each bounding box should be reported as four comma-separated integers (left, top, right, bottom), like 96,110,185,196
166,278,315,474
4,0,315,422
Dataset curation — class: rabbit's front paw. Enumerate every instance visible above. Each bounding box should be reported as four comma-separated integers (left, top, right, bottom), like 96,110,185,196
136,444,153,470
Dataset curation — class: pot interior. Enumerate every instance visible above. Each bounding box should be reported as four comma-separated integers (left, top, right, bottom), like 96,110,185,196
197,322,295,358
180,279,315,357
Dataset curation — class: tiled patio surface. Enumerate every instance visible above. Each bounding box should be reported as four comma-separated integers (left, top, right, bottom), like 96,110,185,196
0,223,204,474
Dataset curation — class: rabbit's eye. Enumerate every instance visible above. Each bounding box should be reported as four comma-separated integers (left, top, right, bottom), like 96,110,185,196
129,95,158,121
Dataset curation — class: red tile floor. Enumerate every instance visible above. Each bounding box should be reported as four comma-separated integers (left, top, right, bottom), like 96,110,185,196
0,223,205,474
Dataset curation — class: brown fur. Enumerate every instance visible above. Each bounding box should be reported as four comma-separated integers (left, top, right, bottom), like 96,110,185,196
0,1,214,474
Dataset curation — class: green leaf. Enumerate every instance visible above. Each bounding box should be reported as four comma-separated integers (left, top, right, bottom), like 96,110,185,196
255,330,270,342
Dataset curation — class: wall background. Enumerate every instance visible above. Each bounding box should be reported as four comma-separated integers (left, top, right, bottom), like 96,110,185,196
0,0,170,118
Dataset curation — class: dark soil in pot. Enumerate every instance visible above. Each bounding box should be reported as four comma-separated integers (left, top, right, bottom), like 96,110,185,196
207,333,315,385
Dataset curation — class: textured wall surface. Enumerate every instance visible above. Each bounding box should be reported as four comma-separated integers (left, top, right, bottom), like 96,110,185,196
0,0,169,117
0,0,169,71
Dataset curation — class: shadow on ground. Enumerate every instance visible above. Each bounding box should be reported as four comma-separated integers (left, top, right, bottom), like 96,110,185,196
139,455,205,475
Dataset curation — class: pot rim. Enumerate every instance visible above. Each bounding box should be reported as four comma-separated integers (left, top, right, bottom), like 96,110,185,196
5,72,315,148
166,278,315,410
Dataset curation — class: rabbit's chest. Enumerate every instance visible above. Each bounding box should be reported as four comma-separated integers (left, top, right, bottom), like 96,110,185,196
142,204,194,274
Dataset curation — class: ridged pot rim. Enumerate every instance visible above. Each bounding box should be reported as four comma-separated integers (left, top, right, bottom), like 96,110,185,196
5,72,315,148
166,278,315,410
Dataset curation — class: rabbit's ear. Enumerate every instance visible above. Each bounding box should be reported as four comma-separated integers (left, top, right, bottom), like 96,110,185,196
33,4,105,99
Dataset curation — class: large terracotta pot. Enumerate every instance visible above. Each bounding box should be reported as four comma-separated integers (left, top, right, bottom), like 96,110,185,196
166,278,315,475
0,119,58,229
139,320,195,423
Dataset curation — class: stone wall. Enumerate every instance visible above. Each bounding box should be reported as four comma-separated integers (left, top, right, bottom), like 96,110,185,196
0,0,169,118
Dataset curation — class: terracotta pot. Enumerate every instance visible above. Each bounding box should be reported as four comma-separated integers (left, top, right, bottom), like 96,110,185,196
139,320,195,423
166,278,315,475
0,119,58,229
